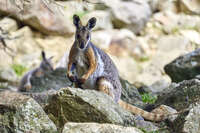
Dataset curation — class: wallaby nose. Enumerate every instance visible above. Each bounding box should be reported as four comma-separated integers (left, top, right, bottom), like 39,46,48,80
80,42,85,49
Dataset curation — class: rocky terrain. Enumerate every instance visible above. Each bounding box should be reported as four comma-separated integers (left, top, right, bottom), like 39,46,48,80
0,0,200,133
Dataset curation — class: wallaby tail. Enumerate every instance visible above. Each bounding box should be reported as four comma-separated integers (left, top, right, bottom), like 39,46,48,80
118,100,165,122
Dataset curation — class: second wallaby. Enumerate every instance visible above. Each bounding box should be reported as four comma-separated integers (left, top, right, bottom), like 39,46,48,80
67,15,167,122
18,51,54,92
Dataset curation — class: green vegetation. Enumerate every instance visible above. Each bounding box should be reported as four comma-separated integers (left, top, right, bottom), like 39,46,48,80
75,11,89,18
139,56,150,62
141,93,157,104
11,64,27,77
140,128,160,133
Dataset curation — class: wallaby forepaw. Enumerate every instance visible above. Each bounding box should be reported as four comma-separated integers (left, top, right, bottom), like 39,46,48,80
78,78,86,84
24,83,32,91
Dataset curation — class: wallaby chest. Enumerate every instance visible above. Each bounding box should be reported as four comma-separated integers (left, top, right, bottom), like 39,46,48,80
74,50,89,77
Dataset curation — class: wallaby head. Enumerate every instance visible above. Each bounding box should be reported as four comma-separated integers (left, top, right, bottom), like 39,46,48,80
40,51,54,71
73,14,96,49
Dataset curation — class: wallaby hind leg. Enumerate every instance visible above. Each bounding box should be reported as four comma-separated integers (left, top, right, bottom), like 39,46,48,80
96,77,114,100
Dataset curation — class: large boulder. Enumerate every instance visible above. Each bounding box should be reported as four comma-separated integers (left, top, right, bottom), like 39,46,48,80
153,11,200,34
155,79,200,111
110,0,152,34
20,68,71,92
164,48,200,83
120,78,145,108
136,35,190,86
171,103,200,133
0,0,76,35
45,87,158,131
0,90,57,133
45,87,136,128
179,0,200,15
62,122,143,133
81,10,113,30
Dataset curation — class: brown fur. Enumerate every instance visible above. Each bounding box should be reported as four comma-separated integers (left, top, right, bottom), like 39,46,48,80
82,47,97,82
118,100,165,121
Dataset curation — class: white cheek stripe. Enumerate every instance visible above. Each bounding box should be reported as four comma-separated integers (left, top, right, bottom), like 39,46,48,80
86,36,90,47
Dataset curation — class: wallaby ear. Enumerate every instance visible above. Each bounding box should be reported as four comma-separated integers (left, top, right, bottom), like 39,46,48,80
41,51,46,61
73,14,81,28
87,17,96,30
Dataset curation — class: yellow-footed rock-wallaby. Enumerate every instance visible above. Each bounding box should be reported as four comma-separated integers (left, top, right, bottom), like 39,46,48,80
67,15,166,122
18,51,54,92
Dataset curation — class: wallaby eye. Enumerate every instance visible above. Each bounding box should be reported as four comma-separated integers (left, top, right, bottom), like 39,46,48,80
77,34,80,38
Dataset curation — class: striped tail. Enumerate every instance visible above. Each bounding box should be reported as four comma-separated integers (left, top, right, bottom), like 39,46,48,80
118,100,165,122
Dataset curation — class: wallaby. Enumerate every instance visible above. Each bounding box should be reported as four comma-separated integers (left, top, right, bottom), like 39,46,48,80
67,15,166,122
18,51,54,92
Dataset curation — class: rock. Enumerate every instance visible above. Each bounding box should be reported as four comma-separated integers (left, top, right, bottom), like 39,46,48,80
180,30,200,45
179,0,200,15
2,26,41,68
56,1,84,18
0,17,18,32
56,51,69,68
0,49,13,68
91,30,113,50
82,10,113,30
152,11,200,34
9,26,40,56
23,68,72,92
35,35,72,64
171,102,200,133
92,29,136,51
120,78,145,108
110,0,152,34
149,80,170,94
45,87,136,128
182,103,200,133
111,56,140,83
137,35,191,85
21,89,57,106
148,0,178,12
62,122,143,133
0,67,18,82
164,48,200,82
0,90,57,133
155,79,200,111
45,87,158,131
0,0,76,35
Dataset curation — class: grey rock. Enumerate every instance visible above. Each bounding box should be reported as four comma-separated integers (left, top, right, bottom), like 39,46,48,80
164,48,200,83
62,122,143,133
45,87,158,131
0,90,57,133
45,87,136,128
0,67,18,82
82,10,113,30
120,78,145,108
179,0,200,15
110,0,152,34
21,89,57,106
136,35,190,86
155,79,200,111
0,0,75,35
0,17,18,32
171,102,200,133
22,68,71,92
148,0,178,12
182,103,200,133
